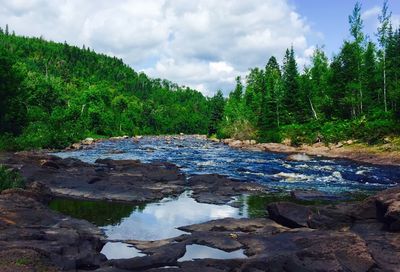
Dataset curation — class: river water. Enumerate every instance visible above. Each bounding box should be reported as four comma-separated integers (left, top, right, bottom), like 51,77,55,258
50,136,400,259
52,136,400,194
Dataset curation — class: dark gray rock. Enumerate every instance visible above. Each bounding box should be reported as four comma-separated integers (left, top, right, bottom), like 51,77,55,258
267,202,312,228
0,189,105,270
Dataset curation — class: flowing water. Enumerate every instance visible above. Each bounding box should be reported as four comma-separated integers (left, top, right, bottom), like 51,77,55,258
52,136,400,194
50,136,400,260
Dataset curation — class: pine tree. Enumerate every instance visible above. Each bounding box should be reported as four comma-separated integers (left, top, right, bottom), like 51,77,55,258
362,42,378,113
348,1,365,114
377,0,391,112
208,90,225,135
282,46,301,123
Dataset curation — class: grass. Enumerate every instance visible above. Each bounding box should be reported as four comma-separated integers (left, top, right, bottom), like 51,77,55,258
0,165,25,191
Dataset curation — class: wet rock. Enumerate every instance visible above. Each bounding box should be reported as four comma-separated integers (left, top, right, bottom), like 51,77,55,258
286,153,311,162
187,174,267,205
178,218,285,234
109,243,186,271
290,190,343,202
4,153,186,203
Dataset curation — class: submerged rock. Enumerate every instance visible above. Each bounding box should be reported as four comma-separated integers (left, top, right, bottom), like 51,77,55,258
286,153,312,161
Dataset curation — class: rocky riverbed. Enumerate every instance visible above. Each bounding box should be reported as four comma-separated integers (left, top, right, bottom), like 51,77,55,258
0,147,399,271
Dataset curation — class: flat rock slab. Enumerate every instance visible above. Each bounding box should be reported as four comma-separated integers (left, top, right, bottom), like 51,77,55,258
2,152,268,205
0,189,105,271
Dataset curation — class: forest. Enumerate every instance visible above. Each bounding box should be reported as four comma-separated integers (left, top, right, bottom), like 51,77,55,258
217,1,400,145
0,1,399,150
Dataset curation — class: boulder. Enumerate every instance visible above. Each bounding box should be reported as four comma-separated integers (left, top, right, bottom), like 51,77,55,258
267,202,312,228
82,137,95,145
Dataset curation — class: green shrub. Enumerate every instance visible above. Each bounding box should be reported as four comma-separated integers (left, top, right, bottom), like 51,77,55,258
0,165,25,191
218,119,257,140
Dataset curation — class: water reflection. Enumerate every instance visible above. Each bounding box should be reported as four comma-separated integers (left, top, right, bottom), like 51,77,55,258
101,242,145,259
104,191,245,240
178,245,247,262
50,191,246,241
49,198,139,226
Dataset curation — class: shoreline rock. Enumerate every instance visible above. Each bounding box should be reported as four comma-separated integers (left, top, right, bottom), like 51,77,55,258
218,138,400,166
0,151,398,271
0,187,106,271
1,152,268,205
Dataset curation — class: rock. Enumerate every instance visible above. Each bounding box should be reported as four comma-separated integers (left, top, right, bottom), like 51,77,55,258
335,142,344,148
40,159,60,169
187,174,267,205
240,230,375,271
0,189,105,270
290,190,343,202
82,137,95,145
110,243,186,270
286,153,311,162
228,140,243,148
267,202,312,228
374,187,400,231
71,143,82,150
352,221,400,271
178,218,288,235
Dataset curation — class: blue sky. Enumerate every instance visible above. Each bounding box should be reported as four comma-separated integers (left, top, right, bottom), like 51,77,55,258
291,0,400,58
0,0,399,96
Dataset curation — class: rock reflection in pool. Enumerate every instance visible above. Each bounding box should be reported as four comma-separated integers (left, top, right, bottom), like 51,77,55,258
101,242,145,259
50,191,247,241
178,245,247,262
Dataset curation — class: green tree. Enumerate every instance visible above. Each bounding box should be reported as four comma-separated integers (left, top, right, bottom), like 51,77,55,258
376,0,391,112
348,1,365,114
282,47,301,123
208,90,225,135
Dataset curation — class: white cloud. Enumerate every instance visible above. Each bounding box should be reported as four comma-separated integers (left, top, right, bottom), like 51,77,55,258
361,6,380,21
0,0,315,96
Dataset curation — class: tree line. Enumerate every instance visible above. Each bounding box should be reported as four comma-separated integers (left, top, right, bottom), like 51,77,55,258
214,1,400,144
0,1,399,150
0,28,218,149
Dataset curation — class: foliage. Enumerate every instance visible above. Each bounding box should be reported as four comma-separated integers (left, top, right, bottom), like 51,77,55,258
1,2,400,149
0,165,25,191
217,1,400,145
0,31,218,150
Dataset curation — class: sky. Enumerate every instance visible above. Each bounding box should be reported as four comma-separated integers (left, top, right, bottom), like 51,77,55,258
0,0,399,96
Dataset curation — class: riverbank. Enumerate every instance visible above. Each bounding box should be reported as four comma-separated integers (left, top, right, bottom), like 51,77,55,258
0,151,398,271
221,138,400,166
65,134,400,166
